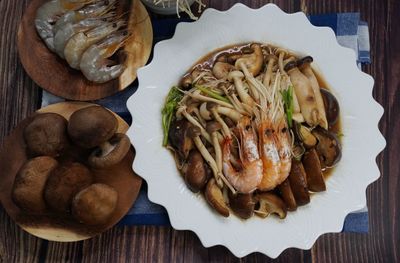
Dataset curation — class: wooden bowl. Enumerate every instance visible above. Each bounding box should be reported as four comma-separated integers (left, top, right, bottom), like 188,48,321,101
17,0,153,101
0,102,142,242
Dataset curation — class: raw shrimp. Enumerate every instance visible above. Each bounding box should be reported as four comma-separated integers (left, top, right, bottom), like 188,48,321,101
35,0,93,51
79,31,129,83
222,117,263,193
64,19,125,69
54,16,111,58
53,0,116,33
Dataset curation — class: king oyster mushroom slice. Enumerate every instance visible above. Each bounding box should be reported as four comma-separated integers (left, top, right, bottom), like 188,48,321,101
88,133,131,168
205,178,230,217
255,193,287,219
298,56,329,129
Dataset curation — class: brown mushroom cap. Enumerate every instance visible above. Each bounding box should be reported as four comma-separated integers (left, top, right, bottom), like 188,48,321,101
205,178,230,217
24,113,69,157
212,62,235,80
12,156,58,213
88,133,131,169
297,56,314,68
168,119,194,159
228,192,255,219
44,162,93,213
185,150,211,192
186,126,201,139
68,106,118,149
206,121,222,133
284,61,298,72
320,88,340,127
312,127,342,168
72,183,118,225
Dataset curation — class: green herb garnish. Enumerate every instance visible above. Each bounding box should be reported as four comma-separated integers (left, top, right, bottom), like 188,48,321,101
281,85,294,128
196,85,231,104
162,87,183,146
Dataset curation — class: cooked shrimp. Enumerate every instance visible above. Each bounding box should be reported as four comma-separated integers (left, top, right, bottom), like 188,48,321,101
53,0,116,33
64,19,125,69
35,0,93,51
54,16,110,58
257,73,292,191
222,117,263,193
79,31,128,83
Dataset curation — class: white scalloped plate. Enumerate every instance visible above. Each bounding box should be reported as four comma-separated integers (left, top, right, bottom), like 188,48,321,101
126,4,385,258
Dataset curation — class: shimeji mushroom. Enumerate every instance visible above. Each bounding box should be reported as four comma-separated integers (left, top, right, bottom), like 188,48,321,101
177,105,212,143
187,126,223,187
206,121,224,175
285,61,320,127
235,44,264,76
263,54,278,88
228,71,255,111
184,89,233,109
88,133,131,168
187,126,235,193
199,102,242,123
275,48,288,74
298,56,328,129
212,61,235,79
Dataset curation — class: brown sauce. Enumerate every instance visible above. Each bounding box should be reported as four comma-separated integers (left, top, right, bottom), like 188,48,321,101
180,43,342,181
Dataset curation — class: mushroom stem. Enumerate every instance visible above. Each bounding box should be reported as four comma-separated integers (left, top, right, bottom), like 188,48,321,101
216,107,241,122
185,90,233,109
211,108,232,139
238,61,269,103
263,55,277,88
228,71,255,109
191,135,223,188
188,106,207,127
179,107,212,143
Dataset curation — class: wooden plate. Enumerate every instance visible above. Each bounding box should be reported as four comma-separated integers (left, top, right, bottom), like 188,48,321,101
0,102,142,241
17,0,153,101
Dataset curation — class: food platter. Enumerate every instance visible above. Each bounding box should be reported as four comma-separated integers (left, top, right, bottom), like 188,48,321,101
127,3,386,258
17,0,153,101
0,102,142,242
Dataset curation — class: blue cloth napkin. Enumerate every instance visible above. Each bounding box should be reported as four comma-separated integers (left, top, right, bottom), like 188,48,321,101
41,12,370,233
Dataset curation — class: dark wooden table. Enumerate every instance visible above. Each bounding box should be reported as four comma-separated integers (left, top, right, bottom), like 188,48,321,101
0,0,398,262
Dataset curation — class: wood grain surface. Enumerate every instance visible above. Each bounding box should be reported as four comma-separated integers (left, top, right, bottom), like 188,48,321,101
0,0,398,262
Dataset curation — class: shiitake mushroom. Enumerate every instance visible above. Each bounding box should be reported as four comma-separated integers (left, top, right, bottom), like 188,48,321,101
72,183,118,225
88,133,131,168
302,148,326,192
228,192,255,219
12,156,58,213
24,113,69,157
168,119,193,159
68,106,118,149
278,178,297,211
312,127,342,168
205,178,230,217
320,88,340,127
185,150,211,193
44,162,93,213
255,193,287,219
288,160,310,206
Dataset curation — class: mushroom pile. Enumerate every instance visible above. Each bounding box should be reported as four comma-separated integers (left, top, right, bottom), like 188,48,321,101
12,106,130,226
162,43,342,219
